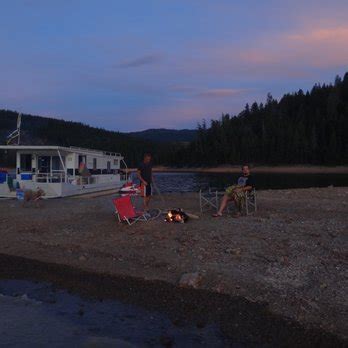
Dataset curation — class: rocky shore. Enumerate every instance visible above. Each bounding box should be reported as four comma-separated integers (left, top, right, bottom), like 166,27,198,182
0,187,347,345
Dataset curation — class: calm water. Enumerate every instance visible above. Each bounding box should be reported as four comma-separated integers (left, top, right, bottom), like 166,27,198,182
0,279,233,347
150,172,348,193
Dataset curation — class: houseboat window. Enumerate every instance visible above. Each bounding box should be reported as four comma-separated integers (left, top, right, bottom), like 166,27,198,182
52,156,64,171
93,158,97,170
114,159,119,166
38,156,51,173
20,154,32,171
107,161,111,172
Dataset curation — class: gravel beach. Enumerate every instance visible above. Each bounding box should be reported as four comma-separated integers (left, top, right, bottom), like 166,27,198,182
0,187,347,343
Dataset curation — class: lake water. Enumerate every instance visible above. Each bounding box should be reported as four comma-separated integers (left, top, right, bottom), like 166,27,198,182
0,279,233,347
151,172,348,193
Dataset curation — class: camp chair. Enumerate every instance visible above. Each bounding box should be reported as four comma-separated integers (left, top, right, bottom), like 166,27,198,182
112,195,148,225
199,187,257,215
199,187,223,213
226,188,257,215
244,188,257,215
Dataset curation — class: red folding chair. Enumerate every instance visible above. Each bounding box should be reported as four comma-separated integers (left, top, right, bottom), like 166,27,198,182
112,196,147,225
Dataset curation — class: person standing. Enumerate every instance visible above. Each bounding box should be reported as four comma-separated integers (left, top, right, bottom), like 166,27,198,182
137,153,153,211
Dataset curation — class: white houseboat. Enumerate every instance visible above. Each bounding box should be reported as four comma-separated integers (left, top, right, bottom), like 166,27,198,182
0,145,128,198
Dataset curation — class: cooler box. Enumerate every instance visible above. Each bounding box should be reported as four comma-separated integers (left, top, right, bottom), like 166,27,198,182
0,172,6,184
16,189,25,200
21,173,33,180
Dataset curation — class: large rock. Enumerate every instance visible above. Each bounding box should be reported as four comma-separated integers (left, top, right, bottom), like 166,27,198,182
178,272,202,289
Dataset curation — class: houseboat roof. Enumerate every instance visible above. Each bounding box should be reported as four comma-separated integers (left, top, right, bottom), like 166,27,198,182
0,145,123,158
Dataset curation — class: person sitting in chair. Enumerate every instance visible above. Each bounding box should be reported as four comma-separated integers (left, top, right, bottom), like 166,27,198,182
213,164,255,218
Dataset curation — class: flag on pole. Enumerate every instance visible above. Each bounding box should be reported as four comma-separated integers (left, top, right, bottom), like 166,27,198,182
6,113,22,145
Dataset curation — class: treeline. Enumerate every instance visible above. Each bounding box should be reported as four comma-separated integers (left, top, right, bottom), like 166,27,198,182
163,73,348,166
1,72,347,167
0,110,159,167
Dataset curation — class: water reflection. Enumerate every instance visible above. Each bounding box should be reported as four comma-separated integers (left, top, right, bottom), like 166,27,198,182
151,172,348,193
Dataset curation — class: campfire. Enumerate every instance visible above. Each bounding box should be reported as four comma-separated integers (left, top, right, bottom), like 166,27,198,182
165,209,189,223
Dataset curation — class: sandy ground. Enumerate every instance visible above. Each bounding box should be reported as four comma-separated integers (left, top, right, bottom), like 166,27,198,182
0,187,347,340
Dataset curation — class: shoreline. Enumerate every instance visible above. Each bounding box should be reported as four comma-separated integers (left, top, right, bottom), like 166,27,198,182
151,165,348,174
125,165,348,174
0,253,345,347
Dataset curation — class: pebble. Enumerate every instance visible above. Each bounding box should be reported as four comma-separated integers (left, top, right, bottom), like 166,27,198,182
178,272,202,289
224,248,241,256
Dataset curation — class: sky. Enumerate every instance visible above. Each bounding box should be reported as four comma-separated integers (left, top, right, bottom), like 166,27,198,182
0,0,348,131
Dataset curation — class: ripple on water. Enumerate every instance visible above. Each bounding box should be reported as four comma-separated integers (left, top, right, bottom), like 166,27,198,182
150,172,348,193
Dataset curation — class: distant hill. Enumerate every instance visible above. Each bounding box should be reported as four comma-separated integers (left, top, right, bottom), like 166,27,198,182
128,128,196,143
3,72,346,168
0,110,159,166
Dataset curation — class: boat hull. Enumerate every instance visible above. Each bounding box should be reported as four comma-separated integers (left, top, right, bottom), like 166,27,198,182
0,177,126,199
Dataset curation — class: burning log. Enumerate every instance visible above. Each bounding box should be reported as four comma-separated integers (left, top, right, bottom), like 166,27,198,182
165,209,189,223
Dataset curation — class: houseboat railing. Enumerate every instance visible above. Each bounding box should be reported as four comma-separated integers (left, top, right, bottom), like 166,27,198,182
34,171,126,185
67,176,98,185
36,170,67,183
120,159,129,181
103,151,122,157
68,146,121,157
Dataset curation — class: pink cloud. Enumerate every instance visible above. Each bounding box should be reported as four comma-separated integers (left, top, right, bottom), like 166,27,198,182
224,25,348,74
169,85,249,98
130,103,206,129
195,88,247,98
174,22,348,80
284,26,348,68
288,26,348,43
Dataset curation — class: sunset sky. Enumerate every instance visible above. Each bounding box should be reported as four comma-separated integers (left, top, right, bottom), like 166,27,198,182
1,0,348,131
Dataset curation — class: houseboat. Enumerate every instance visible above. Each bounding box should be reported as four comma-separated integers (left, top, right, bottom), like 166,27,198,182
0,145,128,198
